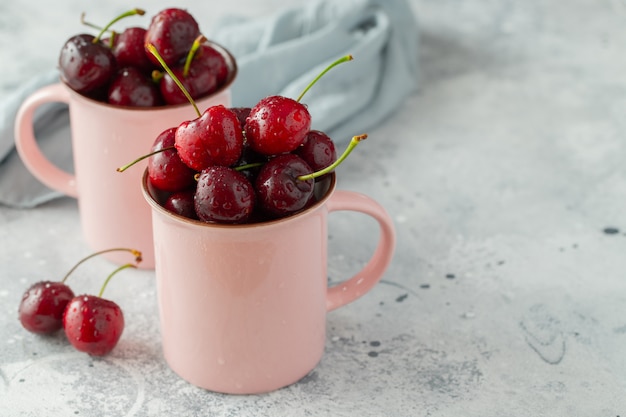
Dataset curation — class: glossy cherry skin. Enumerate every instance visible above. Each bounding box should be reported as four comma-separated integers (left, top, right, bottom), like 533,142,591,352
18,281,75,334
63,295,124,356
163,189,198,219
144,8,200,67
148,127,197,191
230,107,251,130
175,105,244,171
195,166,256,224
159,63,217,105
195,42,229,86
112,27,154,73
245,95,312,156
59,34,116,94
107,67,163,107
254,153,314,217
294,130,337,173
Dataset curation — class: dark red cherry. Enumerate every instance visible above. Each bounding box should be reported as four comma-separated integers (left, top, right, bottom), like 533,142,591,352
59,34,116,93
254,153,314,217
18,281,75,334
194,166,256,224
148,127,197,192
112,27,154,72
195,42,229,86
163,189,198,219
245,95,311,156
144,8,200,67
294,130,337,173
107,67,162,107
229,107,251,130
175,105,244,171
159,63,217,105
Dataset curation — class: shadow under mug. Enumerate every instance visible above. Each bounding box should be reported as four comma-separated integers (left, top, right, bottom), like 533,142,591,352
142,170,397,394
14,42,237,269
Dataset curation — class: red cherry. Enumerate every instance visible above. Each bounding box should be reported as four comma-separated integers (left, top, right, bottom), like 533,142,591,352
163,189,198,219
244,95,311,156
254,153,314,217
159,63,217,105
175,105,244,171
144,8,200,67
112,27,154,72
194,166,256,224
63,295,124,356
18,281,75,334
58,34,116,94
194,41,229,86
294,130,337,173
148,128,197,191
107,67,163,107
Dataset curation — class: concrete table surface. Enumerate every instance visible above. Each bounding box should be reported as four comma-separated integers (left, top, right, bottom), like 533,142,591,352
1,0,626,416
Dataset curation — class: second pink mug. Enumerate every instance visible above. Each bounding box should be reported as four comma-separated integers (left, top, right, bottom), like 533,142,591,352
14,42,236,269
142,171,396,394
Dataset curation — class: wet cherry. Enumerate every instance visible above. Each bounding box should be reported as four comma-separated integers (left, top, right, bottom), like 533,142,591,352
147,127,197,191
18,281,75,334
195,166,256,224
58,34,116,93
107,67,162,107
144,8,200,67
164,190,198,219
295,130,337,173
112,27,154,72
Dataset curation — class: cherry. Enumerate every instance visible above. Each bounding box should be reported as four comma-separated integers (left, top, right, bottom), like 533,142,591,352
254,153,315,217
107,67,162,107
164,190,198,219
147,128,197,191
63,262,138,356
158,64,217,105
112,27,154,72
18,248,141,335
194,166,256,224
18,282,75,334
194,41,229,86
175,105,244,171
294,130,337,173
144,8,200,67
256,134,367,218
244,95,311,156
58,34,116,93
230,107,251,130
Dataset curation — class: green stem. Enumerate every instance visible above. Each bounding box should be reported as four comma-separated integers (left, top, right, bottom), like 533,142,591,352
98,263,137,298
183,35,206,78
297,134,367,181
117,146,175,172
61,248,142,283
94,8,145,43
234,162,264,172
296,55,353,103
147,43,201,117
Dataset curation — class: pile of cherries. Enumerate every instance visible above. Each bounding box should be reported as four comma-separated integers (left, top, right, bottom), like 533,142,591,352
128,54,365,224
58,7,230,107
18,249,141,356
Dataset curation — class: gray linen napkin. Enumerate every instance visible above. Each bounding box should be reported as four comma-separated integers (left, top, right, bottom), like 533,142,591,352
0,0,418,208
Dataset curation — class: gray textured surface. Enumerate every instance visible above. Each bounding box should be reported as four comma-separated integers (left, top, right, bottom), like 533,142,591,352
2,0,626,416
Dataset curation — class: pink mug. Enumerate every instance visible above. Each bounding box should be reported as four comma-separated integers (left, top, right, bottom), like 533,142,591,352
14,43,236,269
142,171,396,394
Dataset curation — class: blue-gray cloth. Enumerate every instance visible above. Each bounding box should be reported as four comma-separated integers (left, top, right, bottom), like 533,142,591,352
0,0,418,208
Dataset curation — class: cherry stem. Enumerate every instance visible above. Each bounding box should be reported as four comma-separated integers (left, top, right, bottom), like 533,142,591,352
98,263,137,298
117,146,175,172
183,35,206,78
80,12,105,31
94,8,145,43
61,248,142,283
297,134,367,181
234,162,264,172
296,55,353,103
146,43,201,117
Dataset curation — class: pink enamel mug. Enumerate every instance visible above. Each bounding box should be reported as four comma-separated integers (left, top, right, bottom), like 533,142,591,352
142,171,396,394
13,42,236,269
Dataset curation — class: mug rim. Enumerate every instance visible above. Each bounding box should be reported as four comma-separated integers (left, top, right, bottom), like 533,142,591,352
141,168,337,229
61,39,238,112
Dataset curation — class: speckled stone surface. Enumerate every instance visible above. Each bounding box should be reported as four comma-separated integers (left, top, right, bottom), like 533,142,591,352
2,0,626,416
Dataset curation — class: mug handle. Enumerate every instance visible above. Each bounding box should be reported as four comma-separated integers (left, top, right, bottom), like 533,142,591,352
326,190,396,312
14,82,77,198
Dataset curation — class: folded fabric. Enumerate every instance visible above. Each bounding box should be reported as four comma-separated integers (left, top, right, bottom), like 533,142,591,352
0,0,419,208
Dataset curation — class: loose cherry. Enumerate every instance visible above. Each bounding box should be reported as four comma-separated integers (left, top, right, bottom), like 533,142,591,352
63,261,138,356
144,8,200,67
18,248,141,335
